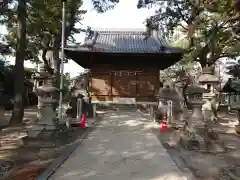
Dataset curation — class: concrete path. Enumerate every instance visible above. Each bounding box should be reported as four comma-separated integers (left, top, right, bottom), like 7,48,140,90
49,111,194,180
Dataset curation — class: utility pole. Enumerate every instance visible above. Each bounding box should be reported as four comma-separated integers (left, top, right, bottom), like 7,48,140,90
58,0,66,123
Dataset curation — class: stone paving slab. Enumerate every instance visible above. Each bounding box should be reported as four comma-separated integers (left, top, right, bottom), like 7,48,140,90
49,112,194,180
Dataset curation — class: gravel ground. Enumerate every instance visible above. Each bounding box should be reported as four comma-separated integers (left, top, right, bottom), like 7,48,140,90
154,112,240,180
0,107,99,180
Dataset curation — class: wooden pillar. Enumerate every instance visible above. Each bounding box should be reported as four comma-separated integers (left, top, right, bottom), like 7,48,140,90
110,71,113,101
93,103,97,119
135,72,138,96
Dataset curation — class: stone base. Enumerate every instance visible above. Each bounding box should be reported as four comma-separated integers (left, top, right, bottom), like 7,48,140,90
178,126,226,153
235,125,240,134
228,166,240,180
178,131,201,150
205,140,226,153
61,117,95,128
26,125,44,138
26,121,56,138
43,124,56,130
37,106,56,130
37,121,56,130
169,120,185,129
203,127,226,153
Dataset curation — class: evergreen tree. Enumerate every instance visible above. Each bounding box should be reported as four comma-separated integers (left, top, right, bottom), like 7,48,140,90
0,0,120,124
137,0,240,68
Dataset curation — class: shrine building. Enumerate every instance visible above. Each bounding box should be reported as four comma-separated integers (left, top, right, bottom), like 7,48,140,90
65,28,183,104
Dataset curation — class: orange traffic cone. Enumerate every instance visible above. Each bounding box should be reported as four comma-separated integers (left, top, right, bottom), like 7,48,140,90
160,109,168,132
160,120,168,131
80,113,87,129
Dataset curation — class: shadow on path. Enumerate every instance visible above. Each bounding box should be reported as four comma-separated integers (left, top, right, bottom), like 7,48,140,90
49,111,193,180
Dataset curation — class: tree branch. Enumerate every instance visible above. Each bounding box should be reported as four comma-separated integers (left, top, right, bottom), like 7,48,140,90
175,1,188,24
219,14,240,29
179,24,188,31
208,52,240,66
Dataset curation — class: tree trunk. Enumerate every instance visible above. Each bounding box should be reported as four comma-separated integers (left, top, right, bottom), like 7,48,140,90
9,0,26,125
182,75,193,109
51,37,60,111
52,36,61,88
182,82,189,108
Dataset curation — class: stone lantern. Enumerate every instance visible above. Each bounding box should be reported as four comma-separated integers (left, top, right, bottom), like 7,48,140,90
229,79,240,134
179,85,207,150
199,67,219,93
183,83,226,152
33,63,59,130
199,66,219,121
185,85,207,125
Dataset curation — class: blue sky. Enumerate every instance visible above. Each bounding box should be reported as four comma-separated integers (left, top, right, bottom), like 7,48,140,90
1,0,157,77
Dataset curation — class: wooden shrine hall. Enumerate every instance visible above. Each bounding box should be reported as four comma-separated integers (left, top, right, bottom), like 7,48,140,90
64,28,183,104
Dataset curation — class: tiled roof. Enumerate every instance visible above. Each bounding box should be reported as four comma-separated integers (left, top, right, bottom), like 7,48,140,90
66,28,183,54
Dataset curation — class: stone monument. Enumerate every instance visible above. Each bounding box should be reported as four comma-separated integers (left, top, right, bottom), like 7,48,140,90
32,63,59,132
66,69,91,119
157,83,184,123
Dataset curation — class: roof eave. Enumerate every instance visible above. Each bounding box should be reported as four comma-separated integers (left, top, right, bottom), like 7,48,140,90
64,46,184,55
